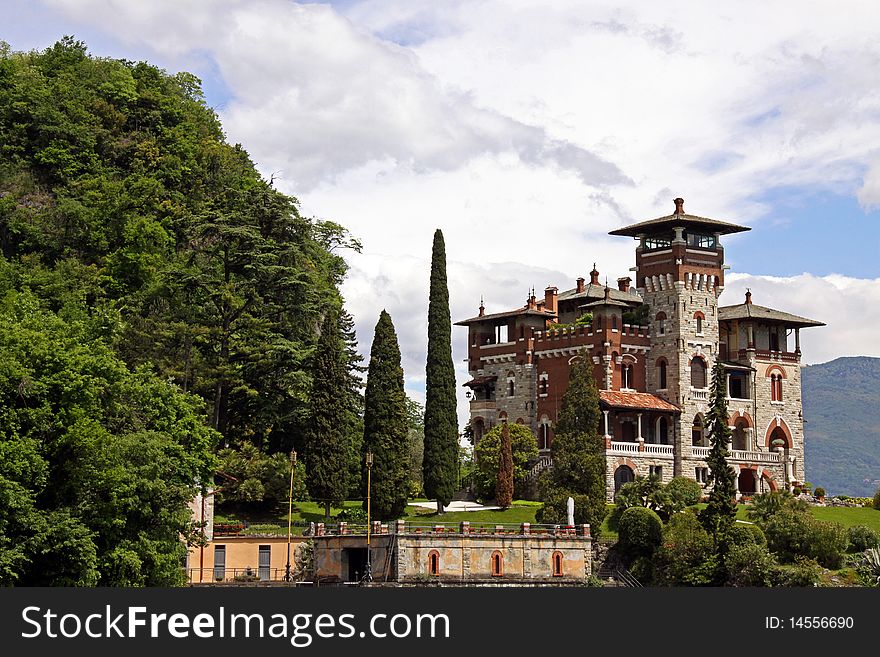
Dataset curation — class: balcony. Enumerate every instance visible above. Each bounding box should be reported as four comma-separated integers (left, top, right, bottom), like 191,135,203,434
469,400,496,411
690,387,709,401
608,441,674,458
737,349,799,363
690,446,780,463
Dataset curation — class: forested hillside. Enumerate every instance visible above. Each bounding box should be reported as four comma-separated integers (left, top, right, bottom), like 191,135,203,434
0,38,362,584
803,356,880,497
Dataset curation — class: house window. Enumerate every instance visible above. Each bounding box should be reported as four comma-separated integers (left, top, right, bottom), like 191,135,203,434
491,551,503,577
428,551,440,576
508,380,515,397
657,359,667,389
770,373,783,402
538,373,549,396
649,465,663,479
213,545,226,582
690,358,707,389
552,552,564,577
695,467,709,484
696,315,703,334
729,372,748,400
686,232,716,249
538,420,551,451
692,415,705,447
655,312,666,335
621,363,633,390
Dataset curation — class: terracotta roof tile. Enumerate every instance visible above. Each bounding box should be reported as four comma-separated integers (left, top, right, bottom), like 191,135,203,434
599,391,680,412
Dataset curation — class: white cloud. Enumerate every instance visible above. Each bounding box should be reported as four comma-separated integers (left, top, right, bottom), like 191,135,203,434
30,0,880,425
724,273,880,365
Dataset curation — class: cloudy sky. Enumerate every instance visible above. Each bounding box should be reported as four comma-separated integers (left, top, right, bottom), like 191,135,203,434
6,0,880,424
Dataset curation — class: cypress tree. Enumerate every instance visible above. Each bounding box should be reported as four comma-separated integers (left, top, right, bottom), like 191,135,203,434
363,311,410,520
423,229,459,513
496,421,514,509
700,360,738,562
304,307,351,519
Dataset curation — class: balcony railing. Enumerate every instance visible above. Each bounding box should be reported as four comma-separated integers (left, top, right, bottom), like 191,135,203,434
737,349,799,363
643,444,675,457
691,446,711,458
690,446,780,463
690,388,709,401
609,441,640,454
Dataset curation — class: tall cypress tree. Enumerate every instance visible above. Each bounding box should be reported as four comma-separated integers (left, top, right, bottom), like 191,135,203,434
363,311,410,520
700,360,738,561
304,307,352,519
496,421,514,509
423,229,459,513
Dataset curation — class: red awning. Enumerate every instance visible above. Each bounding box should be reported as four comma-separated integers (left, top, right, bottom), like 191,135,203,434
463,375,498,388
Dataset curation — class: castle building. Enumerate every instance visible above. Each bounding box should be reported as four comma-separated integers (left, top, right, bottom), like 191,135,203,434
455,198,824,500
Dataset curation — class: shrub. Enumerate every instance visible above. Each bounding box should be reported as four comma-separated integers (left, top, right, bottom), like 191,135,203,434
772,557,820,587
763,508,848,568
874,487,880,510
809,520,849,569
792,487,802,496
653,512,716,586
609,476,663,528
728,523,767,548
747,491,807,523
617,506,662,561
814,487,826,498
847,525,880,552
337,507,368,523
726,544,777,587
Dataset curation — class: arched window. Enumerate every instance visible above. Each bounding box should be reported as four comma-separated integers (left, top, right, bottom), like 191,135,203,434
657,359,667,389
690,357,707,388
655,312,667,335
692,415,705,447
538,417,551,451
621,363,633,390
694,311,705,335
552,551,564,577
428,551,440,576
770,374,783,402
491,551,503,577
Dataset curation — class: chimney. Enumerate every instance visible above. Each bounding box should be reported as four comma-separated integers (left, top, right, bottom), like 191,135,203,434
617,277,631,293
544,286,558,314
576,277,585,293
673,197,685,215
527,288,537,310
478,296,485,317
745,289,752,305
589,263,600,286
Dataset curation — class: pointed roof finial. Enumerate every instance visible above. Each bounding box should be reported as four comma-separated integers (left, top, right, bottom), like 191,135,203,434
478,295,485,316
745,288,752,305
674,197,685,214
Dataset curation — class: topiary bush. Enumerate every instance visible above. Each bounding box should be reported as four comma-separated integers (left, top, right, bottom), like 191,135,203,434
617,506,662,561
728,523,767,548
814,487,826,498
847,525,880,552
664,476,703,508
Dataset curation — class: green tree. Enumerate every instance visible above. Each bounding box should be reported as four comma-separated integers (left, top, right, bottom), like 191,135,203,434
495,422,514,509
422,229,459,512
473,423,538,500
405,397,425,497
539,352,607,533
362,311,409,520
699,360,738,568
304,308,352,519
653,512,717,587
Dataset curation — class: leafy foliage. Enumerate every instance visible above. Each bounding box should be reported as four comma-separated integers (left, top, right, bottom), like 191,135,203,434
652,512,716,587
216,443,307,508
617,506,662,561
847,525,880,552
726,543,777,587
422,229,459,509
474,423,538,501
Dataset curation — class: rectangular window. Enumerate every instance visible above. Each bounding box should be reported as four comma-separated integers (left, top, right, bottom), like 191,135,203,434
686,232,717,249
213,545,226,581
644,235,672,250
729,373,748,400
649,465,663,479
258,545,271,581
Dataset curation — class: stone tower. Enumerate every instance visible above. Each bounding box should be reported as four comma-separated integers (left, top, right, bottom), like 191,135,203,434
609,198,750,478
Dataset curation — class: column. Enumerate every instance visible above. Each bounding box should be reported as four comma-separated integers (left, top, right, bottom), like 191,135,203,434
636,413,643,440
603,410,610,438
795,328,801,354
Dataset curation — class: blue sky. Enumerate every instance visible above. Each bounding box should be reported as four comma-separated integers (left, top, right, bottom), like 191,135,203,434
4,0,880,409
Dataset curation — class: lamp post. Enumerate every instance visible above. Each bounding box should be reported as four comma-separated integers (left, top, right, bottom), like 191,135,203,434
365,451,373,583
284,450,297,582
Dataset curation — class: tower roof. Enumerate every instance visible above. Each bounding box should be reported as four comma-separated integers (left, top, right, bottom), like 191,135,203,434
608,198,750,237
718,302,824,328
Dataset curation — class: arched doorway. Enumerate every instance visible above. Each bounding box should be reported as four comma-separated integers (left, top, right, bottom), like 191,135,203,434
738,469,757,495
614,465,635,493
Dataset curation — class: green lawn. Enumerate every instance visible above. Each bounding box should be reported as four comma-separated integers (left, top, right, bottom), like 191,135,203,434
215,500,880,538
